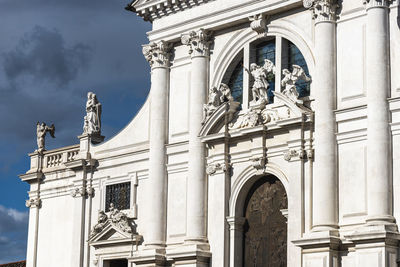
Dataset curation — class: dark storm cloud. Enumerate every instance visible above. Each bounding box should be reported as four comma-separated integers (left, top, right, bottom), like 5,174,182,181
0,205,28,264
3,26,92,88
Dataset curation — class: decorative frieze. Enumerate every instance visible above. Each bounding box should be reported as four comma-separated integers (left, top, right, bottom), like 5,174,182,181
181,29,212,57
363,0,391,8
249,14,269,35
303,0,339,23
142,41,172,68
26,198,41,208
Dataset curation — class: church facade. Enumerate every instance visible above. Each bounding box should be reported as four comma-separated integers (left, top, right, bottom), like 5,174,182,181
20,0,400,266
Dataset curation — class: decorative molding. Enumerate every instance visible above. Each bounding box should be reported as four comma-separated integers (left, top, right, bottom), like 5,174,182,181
206,162,230,175
128,0,213,22
363,0,392,9
142,41,172,68
25,198,41,208
249,14,270,35
181,29,212,57
283,148,314,161
251,156,266,171
90,203,136,239
303,0,339,23
70,186,95,198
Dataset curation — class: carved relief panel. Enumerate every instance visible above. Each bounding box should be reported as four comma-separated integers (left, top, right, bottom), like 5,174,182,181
243,176,288,267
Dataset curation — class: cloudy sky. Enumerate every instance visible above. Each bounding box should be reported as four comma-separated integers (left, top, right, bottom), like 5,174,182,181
0,0,151,263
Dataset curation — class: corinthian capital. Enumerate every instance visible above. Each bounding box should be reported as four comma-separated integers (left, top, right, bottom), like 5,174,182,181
363,0,391,9
181,29,212,57
303,0,339,23
26,198,41,208
142,41,172,68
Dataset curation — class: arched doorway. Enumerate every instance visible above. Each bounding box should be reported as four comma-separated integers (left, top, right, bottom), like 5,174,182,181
243,175,288,267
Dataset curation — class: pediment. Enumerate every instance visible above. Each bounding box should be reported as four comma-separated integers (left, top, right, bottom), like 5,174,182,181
89,221,142,248
199,92,313,141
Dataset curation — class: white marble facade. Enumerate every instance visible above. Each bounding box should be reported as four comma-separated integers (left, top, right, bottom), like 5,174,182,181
20,0,400,266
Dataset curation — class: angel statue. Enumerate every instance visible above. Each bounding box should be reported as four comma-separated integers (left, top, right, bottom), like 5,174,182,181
36,122,55,153
83,92,102,135
202,83,233,124
281,65,311,103
244,59,275,106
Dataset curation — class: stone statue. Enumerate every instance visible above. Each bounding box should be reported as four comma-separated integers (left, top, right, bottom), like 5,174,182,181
202,83,233,124
90,211,108,238
281,65,311,103
109,203,133,233
83,92,102,135
244,59,275,106
36,122,55,153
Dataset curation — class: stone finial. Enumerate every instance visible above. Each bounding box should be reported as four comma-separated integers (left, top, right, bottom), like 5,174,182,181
249,14,270,35
142,41,172,68
181,29,212,57
36,122,55,153
303,0,339,22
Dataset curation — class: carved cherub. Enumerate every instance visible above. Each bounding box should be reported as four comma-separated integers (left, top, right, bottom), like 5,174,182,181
281,65,311,103
36,122,55,153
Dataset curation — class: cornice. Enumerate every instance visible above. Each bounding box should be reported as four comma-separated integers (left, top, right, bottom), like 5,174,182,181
127,0,214,22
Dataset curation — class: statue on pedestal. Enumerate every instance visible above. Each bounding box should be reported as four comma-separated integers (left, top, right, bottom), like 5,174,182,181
36,122,55,153
281,65,311,103
244,59,275,106
83,92,104,144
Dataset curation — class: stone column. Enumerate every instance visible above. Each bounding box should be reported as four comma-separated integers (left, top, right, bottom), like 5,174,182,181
142,41,171,247
304,0,338,232
181,29,211,242
365,0,394,226
25,185,41,267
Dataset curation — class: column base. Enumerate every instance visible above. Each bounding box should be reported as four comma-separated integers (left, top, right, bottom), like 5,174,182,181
293,230,340,267
167,243,211,267
345,225,400,267
129,248,166,267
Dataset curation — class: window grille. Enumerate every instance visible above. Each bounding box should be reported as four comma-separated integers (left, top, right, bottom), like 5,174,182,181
105,182,131,212
256,41,276,103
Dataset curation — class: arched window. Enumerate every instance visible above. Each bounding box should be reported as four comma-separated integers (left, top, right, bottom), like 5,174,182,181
222,37,310,109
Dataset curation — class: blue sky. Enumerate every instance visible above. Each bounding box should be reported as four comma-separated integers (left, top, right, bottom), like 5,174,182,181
0,0,151,263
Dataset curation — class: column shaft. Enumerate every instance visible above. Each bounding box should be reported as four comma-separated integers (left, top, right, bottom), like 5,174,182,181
312,13,338,231
187,56,208,240
143,41,171,246
366,3,393,223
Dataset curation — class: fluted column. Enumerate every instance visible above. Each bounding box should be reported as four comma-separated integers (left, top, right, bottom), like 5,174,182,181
143,41,171,247
365,0,394,225
304,0,338,231
181,29,211,242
